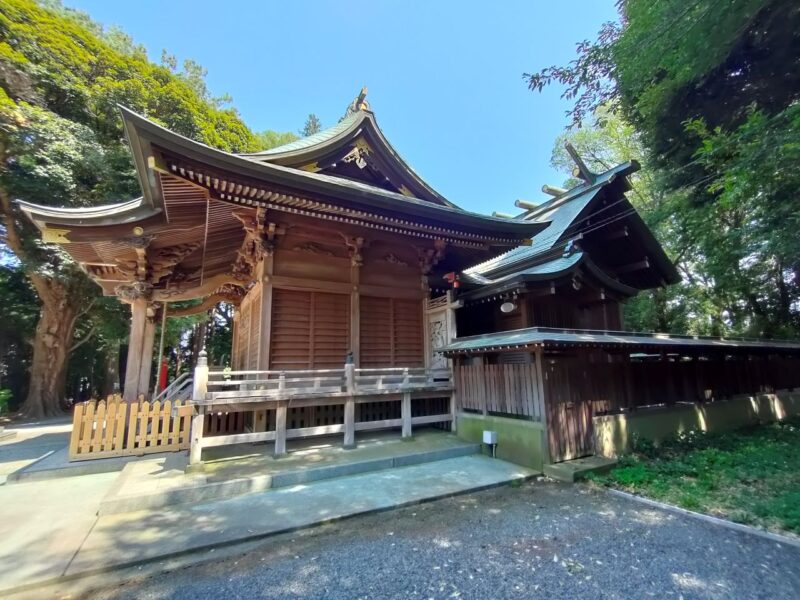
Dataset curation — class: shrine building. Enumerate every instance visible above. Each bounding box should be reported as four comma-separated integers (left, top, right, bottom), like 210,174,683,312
18,91,800,467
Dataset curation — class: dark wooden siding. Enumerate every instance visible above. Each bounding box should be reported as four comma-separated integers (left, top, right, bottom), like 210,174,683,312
270,289,350,370
360,296,423,368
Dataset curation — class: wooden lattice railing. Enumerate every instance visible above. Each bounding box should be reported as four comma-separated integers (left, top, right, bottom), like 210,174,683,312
202,366,453,404
69,395,193,461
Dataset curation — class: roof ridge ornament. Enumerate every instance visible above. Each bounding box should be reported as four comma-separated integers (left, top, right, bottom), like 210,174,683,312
564,142,597,184
343,86,370,120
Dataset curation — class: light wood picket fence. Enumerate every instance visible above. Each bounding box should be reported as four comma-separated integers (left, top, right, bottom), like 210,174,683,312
69,395,193,461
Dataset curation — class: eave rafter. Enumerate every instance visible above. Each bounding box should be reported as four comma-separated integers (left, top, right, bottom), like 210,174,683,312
157,157,523,251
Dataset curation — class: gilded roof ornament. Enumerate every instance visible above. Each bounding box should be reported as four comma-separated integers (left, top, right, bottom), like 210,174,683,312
343,86,370,119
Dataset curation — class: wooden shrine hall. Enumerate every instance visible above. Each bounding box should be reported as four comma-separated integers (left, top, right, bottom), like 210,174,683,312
18,90,800,466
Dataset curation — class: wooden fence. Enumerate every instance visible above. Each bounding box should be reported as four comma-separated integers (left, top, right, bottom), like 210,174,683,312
455,363,544,421
69,396,193,461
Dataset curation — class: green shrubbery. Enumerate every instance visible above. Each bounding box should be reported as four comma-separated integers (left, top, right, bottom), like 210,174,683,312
591,419,800,533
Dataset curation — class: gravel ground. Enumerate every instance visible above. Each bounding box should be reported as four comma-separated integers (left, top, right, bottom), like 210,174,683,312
84,480,800,600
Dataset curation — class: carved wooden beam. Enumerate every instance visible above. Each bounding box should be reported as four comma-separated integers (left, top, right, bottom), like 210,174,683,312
417,239,447,275
148,242,201,283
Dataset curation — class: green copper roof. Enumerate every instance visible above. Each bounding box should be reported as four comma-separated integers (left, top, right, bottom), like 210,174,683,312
440,327,800,355
464,163,636,278
244,112,362,157
462,252,584,285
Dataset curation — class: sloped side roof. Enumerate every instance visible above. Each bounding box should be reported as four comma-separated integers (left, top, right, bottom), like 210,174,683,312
441,327,800,355
243,112,362,156
465,163,634,278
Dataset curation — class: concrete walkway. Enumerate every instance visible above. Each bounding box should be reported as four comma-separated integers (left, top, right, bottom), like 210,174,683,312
0,418,71,483
100,430,479,515
0,454,533,595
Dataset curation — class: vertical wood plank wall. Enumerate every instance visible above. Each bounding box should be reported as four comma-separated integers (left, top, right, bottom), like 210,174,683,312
455,363,544,421
360,297,424,368
269,289,351,370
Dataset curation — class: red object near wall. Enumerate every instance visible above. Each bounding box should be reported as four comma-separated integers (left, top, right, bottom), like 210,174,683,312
158,359,168,393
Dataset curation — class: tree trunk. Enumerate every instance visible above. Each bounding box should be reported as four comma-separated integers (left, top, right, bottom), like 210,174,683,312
22,278,77,418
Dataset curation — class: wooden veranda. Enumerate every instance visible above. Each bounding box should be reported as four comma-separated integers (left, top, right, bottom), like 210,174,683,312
188,354,454,464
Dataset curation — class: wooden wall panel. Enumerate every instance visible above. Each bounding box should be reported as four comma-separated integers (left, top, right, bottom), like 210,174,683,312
311,291,351,368
270,289,311,370
393,298,424,367
236,301,251,370
247,287,261,370
360,296,423,368
270,289,350,370
360,296,392,367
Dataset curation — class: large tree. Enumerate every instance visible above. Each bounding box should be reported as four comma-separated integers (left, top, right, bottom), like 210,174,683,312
0,0,295,416
527,0,800,337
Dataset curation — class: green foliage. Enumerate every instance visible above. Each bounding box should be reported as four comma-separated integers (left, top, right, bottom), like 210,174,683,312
591,419,800,533
536,1,800,337
0,265,38,408
0,388,10,413
254,129,298,151
0,0,295,408
301,113,323,137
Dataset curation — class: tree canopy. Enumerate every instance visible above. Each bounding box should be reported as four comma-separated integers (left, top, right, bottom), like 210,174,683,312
532,0,800,338
0,0,298,414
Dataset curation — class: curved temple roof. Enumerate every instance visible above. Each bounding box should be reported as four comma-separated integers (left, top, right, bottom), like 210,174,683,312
116,106,546,243
239,108,457,208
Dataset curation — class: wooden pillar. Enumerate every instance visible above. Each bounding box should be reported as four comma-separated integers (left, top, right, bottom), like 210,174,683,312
401,392,412,438
123,297,148,402
190,407,205,465
534,346,552,464
350,262,360,366
274,401,287,457
255,257,274,435
257,257,274,371
137,309,157,400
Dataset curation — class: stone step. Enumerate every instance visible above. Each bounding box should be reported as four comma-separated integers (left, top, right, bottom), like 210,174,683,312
98,438,480,516
543,455,618,482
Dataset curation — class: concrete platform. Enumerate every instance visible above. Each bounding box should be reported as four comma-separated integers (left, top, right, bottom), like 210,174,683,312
543,455,618,482
0,454,534,596
99,429,480,515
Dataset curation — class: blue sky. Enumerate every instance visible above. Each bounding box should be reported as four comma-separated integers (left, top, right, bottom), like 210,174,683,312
67,0,617,215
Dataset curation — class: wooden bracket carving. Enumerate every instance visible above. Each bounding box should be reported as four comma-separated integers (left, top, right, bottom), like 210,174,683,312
344,236,365,268
232,209,285,280
417,239,446,275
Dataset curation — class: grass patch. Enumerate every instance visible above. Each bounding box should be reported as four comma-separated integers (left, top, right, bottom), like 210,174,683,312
589,418,800,534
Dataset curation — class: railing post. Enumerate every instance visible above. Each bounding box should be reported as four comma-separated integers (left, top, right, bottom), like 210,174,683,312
345,363,355,394
344,362,356,449
274,400,287,458
402,367,410,387
192,350,209,402
278,371,286,394
190,350,208,465
401,392,412,438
